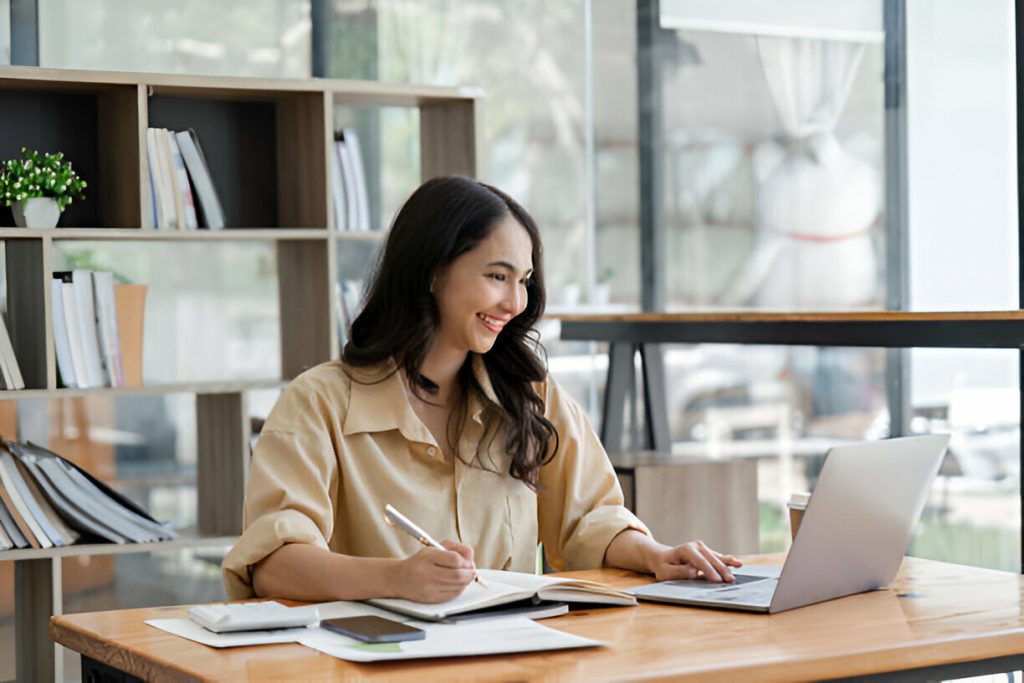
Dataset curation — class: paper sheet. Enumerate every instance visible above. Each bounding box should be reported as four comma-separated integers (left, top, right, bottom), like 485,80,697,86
298,617,603,662
147,602,602,661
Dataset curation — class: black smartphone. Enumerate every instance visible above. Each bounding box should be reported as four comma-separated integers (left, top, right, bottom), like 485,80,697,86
320,616,426,643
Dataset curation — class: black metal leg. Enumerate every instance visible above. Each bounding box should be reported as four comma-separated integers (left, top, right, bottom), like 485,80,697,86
601,342,636,452
639,342,671,452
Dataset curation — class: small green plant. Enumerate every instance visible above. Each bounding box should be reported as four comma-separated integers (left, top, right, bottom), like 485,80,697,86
0,147,87,211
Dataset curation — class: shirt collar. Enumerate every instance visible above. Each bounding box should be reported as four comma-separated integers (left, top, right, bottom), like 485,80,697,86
341,354,502,438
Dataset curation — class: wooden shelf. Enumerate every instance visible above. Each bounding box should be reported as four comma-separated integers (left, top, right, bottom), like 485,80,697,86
0,378,287,400
0,227,329,240
0,535,237,562
0,65,480,105
335,230,386,242
0,63,480,683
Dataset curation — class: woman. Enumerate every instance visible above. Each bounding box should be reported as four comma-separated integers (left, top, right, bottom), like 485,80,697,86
223,176,741,603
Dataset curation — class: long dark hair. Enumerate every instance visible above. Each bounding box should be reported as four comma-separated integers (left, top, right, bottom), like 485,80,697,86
343,176,558,488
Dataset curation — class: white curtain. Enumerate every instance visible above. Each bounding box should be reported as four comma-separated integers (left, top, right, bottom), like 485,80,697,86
723,36,879,309
756,36,864,144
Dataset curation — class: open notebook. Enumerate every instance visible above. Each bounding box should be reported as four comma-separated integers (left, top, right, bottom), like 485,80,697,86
368,568,636,622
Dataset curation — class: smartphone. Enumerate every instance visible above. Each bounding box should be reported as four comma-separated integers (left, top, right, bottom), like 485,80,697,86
320,616,426,643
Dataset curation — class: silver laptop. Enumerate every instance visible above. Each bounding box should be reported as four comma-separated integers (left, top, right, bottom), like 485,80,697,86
629,434,951,613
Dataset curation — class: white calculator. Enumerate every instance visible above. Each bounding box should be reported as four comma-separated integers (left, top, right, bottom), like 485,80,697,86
187,601,320,633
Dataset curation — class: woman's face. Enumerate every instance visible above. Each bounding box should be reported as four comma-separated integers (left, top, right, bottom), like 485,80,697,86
432,214,534,357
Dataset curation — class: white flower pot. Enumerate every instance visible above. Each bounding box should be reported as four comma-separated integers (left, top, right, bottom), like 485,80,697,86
12,197,61,229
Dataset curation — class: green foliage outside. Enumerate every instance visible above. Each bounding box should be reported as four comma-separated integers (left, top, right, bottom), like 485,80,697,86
0,147,87,211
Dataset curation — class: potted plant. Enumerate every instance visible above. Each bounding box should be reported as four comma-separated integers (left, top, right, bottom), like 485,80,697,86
0,147,87,228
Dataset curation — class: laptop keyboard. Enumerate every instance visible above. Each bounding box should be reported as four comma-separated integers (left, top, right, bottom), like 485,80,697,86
664,573,767,590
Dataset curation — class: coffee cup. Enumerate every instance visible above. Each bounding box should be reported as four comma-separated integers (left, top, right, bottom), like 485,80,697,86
787,492,811,540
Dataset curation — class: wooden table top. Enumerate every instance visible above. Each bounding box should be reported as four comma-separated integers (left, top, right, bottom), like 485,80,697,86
50,555,1024,682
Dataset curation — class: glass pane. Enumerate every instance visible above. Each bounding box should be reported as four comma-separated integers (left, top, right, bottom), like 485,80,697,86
659,1,887,310
329,1,589,310
0,1,9,66
648,343,1019,570
52,241,281,384
38,0,311,78
906,0,1017,311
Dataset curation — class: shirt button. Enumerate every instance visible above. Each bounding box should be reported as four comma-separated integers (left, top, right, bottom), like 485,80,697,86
427,446,437,456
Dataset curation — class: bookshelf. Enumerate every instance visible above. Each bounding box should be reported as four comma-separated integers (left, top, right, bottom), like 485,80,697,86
0,65,480,682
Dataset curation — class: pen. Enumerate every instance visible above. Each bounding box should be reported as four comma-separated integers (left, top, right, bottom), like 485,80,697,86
384,504,488,587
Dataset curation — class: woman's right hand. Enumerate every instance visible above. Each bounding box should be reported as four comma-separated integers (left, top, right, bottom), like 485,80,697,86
393,540,476,603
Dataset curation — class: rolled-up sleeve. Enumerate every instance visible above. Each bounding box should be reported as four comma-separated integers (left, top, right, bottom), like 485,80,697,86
537,378,650,571
222,374,342,599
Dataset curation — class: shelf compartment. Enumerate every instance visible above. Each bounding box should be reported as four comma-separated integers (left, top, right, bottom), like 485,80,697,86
0,81,142,228
147,91,329,229
4,238,50,389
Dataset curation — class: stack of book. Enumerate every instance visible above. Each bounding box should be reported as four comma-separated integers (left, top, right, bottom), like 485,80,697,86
0,440,176,551
51,270,145,389
146,127,225,230
330,127,372,231
0,315,24,390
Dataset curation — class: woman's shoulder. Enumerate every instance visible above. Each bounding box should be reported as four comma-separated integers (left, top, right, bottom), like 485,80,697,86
289,358,395,395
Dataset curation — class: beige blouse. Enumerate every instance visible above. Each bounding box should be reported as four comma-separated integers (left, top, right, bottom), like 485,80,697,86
222,355,649,599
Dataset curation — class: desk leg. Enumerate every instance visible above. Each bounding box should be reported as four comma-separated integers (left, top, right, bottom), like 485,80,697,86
601,342,635,452
639,343,671,452
15,557,62,683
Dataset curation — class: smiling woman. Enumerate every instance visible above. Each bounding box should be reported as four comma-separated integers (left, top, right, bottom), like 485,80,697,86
222,176,743,605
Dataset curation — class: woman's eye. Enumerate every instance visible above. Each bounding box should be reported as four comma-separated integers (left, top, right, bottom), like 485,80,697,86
488,273,506,282
520,277,532,287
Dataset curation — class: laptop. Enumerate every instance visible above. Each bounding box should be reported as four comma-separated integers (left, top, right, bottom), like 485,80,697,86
629,434,951,613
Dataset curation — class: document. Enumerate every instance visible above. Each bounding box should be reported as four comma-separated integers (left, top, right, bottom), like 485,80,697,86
297,617,602,662
368,568,636,621
147,602,602,660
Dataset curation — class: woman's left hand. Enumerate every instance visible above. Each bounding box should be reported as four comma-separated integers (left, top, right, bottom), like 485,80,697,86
648,540,743,583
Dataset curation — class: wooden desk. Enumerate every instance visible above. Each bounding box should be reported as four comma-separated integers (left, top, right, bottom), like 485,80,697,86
50,556,1024,682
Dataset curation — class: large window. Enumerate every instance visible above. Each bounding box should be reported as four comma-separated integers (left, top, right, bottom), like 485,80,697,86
634,0,1020,570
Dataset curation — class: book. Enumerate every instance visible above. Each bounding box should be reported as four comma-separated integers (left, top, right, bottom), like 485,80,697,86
145,128,167,228
92,271,125,387
0,314,23,390
31,456,131,544
19,441,175,543
6,441,129,543
0,480,35,548
12,455,79,546
147,127,177,229
0,450,52,548
175,129,225,229
71,269,107,387
57,274,90,388
168,133,199,230
0,511,10,550
0,319,14,390
6,441,177,545
335,138,360,231
329,140,347,231
368,569,637,622
114,283,147,387
50,277,78,388
158,128,186,230
341,127,371,230
0,491,28,548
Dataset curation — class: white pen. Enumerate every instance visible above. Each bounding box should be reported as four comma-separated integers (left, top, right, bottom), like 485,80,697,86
384,503,488,587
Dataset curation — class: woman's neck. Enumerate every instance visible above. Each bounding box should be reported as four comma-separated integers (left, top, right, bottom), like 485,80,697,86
417,346,467,405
